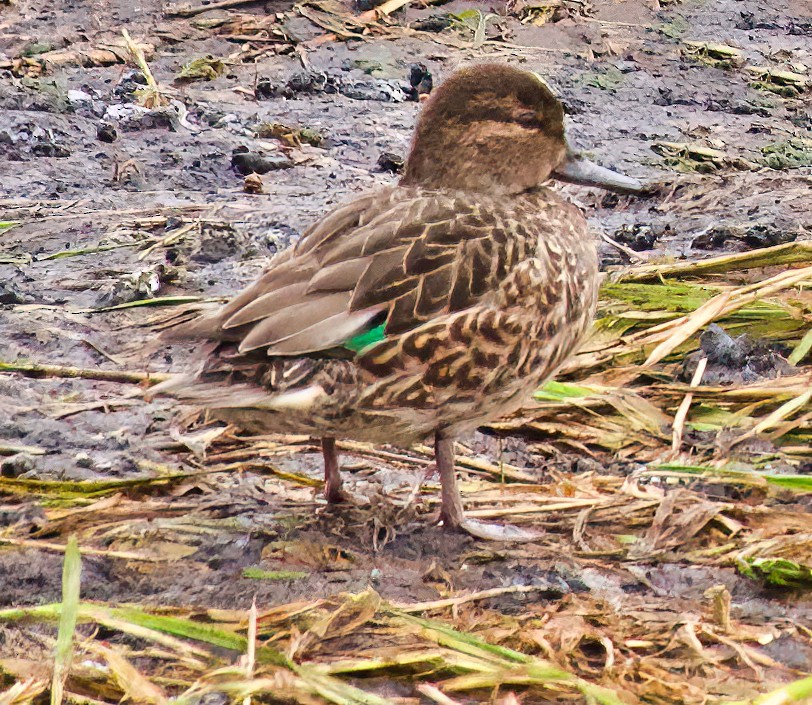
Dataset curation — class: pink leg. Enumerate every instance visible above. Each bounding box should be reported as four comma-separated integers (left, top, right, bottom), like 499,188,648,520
436,434,465,529
322,437,346,504
435,433,541,541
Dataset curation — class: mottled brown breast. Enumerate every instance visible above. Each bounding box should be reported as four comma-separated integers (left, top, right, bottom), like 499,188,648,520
352,189,598,434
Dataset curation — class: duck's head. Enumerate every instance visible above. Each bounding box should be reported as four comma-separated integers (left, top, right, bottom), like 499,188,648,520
401,63,641,195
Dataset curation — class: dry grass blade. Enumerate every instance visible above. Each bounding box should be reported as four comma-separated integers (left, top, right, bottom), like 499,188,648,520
357,0,412,21
733,389,812,446
90,644,168,705
0,536,170,561
0,679,48,705
166,0,266,17
417,684,465,705
644,293,731,366
51,536,81,705
672,356,707,452
611,241,812,282
641,265,811,367
724,674,812,705
121,29,169,108
243,598,257,705
392,585,547,614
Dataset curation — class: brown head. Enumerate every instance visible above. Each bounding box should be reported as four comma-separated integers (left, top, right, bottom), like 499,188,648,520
401,64,641,195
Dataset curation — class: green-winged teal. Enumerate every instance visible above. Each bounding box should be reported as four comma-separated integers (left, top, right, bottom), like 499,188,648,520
157,63,641,539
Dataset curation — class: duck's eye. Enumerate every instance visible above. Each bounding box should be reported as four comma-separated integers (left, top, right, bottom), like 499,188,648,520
512,109,542,128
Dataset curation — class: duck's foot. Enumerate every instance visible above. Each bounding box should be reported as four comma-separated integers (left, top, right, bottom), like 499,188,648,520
324,484,353,504
435,433,541,541
452,518,542,541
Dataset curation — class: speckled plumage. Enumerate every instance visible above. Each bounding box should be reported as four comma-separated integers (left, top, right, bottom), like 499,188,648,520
168,186,597,445
158,63,638,537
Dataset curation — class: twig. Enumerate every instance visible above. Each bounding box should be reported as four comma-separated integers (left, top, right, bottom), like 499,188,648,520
0,537,161,562
0,443,47,456
0,360,170,385
600,231,648,264
392,585,548,614
166,0,264,17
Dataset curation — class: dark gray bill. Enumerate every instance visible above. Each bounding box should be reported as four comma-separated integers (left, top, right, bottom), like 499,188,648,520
553,152,643,194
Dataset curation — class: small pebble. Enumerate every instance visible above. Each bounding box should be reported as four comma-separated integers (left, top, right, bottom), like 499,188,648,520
97,122,117,143
243,173,264,194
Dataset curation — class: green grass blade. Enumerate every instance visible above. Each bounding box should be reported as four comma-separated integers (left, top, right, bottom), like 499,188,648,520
534,380,596,401
0,474,197,499
51,536,81,705
242,568,309,580
788,327,812,365
0,601,291,668
391,611,624,705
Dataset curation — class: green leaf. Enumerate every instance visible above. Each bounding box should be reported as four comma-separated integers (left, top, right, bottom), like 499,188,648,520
242,567,309,581
534,380,596,402
0,221,21,234
737,557,812,588
788,327,812,365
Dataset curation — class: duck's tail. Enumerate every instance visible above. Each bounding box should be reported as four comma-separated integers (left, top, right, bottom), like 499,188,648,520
149,373,327,412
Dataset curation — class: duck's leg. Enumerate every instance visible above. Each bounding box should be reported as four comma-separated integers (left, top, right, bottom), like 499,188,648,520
436,434,465,528
321,437,347,503
435,432,541,541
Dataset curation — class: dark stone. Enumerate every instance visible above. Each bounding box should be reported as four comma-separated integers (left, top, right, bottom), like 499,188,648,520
612,223,668,251
410,14,452,32
0,280,24,304
681,324,795,385
231,150,293,175
31,141,70,157
255,77,274,100
377,151,404,173
736,11,781,30
96,122,117,143
114,69,148,103
406,63,433,101
788,21,812,36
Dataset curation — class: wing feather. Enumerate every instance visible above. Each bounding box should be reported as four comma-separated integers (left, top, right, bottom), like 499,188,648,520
239,291,351,352
168,185,536,356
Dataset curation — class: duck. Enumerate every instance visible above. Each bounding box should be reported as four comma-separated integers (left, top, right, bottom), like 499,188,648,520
155,63,642,540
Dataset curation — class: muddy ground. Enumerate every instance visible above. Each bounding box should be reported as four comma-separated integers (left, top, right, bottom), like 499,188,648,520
0,0,811,701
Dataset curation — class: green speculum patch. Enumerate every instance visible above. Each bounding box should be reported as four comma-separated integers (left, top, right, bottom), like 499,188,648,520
344,322,387,353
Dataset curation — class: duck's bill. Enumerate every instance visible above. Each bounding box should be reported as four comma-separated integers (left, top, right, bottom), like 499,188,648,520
553,153,643,194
